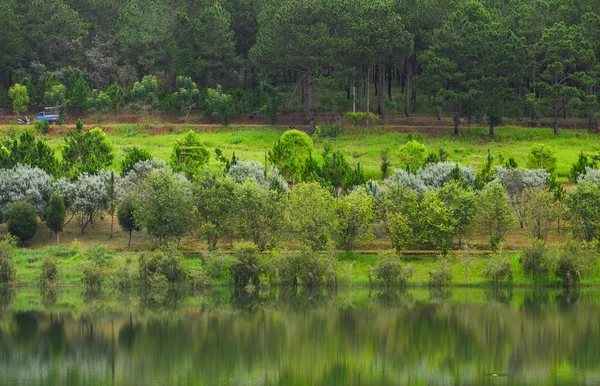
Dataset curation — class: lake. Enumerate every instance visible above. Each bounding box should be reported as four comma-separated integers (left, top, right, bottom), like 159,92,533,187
0,286,599,385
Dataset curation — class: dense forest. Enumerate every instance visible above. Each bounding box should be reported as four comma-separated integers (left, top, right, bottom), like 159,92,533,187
1,0,600,135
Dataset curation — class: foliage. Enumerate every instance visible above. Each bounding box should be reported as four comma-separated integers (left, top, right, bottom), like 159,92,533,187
570,152,597,182
169,130,209,179
45,193,66,245
373,255,413,288
284,182,337,251
398,140,426,173
484,257,513,286
419,162,476,189
39,257,59,286
269,130,313,181
386,212,412,255
476,180,514,249
138,248,187,286
428,258,452,288
117,195,140,248
204,85,235,125
526,144,557,173
565,180,600,242
8,83,29,114
230,244,261,287
35,120,49,134
71,172,110,234
385,169,427,193
194,172,237,249
235,179,281,251
131,75,159,111
7,201,38,244
120,147,152,176
0,164,52,215
63,127,114,176
133,170,195,245
521,188,558,240
85,245,114,269
335,190,376,251
520,240,553,281
555,239,596,288
0,235,16,285
81,266,103,293
173,76,201,118
45,84,67,108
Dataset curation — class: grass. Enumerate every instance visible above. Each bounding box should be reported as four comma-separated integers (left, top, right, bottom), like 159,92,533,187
2,123,600,180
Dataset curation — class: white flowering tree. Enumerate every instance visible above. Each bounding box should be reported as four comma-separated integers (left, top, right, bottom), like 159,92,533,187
0,164,52,217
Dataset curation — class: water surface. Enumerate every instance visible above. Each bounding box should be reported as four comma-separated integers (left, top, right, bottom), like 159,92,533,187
1,287,599,385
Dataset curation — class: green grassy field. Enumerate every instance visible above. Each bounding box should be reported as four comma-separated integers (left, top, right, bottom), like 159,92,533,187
12,245,600,288
3,123,600,180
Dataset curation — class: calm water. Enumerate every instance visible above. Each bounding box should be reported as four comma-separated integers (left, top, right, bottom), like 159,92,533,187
0,287,599,386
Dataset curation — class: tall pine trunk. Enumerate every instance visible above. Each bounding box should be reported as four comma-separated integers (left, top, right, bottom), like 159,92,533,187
377,63,384,117
404,56,412,117
303,72,316,134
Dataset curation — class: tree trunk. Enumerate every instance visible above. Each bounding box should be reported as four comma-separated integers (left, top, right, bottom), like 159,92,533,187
377,63,384,117
303,72,316,134
554,104,559,136
56,232,60,247
453,114,460,136
128,230,132,248
404,57,412,117
110,212,114,238
387,65,392,99
489,121,495,137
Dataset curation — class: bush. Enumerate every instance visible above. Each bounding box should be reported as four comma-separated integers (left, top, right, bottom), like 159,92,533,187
373,255,413,288
35,120,50,134
230,244,261,287
0,235,17,285
81,266,104,293
85,245,114,268
555,239,596,288
484,258,513,286
40,257,59,286
526,144,556,173
428,258,452,288
203,251,232,280
7,201,38,244
520,240,553,281
275,250,337,287
114,259,137,290
189,267,211,289
139,248,187,286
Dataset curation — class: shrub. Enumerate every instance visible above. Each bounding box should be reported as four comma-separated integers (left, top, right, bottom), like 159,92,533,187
373,255,413,288
203,251,232,280
139,248,187,286
275,249,336,287
428,258,452,288
35,120,50,134
189,267,211,289
398,140,426,174
484,258,513,286
0,235,17,285
520,240,553,281
570,152,596,182
7,201,38,244
387,212,412,254
81,266,104,293
230,244,261,287
526,144,556,173
85,245,114,268
555,239,596,288
40,257,59,286
114,259,137,290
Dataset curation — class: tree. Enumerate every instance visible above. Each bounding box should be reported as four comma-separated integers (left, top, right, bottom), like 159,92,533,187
72,172,110,234
259,82,282,124
526,144,557,173
117,195,140,248
236,179,281,250
121,147,152,176
435,180,476,248
335,190,376,251
269,129,313,181
522,188,558,241
45,193,66,246
63,126,114,177
8,84,29,114
69,77,90,112
193,172,237,249
44,84,67,108
284,182,337,251
565,180,600,242
387,212,412,255
3,130,60,175
398,140,426,174
173,76,201,119
0,235,17,284
534,22,595,135
169,130,210,179
204,85,235,125
133,170,195,245
131,75,160,113
476,180,514,249
8,202,38,244
0,164,52,217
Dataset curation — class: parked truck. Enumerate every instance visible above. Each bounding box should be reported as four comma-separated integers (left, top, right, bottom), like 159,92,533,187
35,106,60,123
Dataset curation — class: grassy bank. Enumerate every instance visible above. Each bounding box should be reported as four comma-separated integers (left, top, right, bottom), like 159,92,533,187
11,245,600,288
2,123,600,180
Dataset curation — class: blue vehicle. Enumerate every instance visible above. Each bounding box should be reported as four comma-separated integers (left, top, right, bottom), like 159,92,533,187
36,107,60,123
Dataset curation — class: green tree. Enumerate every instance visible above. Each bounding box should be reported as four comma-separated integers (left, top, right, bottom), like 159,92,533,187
173,76,201,119
335,190,376,251
45,193,66,246
269,129,313,181
194,172,238,250
7,202,38,244
284,182,337,251
133,170,195,245
3,130,60,175
476,180,514,249
526,144,557,173
69,77,90,112
0,235,17,285
522,188,558,241
169,130,210,179
398,140,426,173
204,85,235,125
131,75,160,113
259,82,282,125
8,84,29,114
63,126,114,176
236,179,281,251
117,195,140,248
565,180,600,242
44,84,67,108
121,147,152,176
